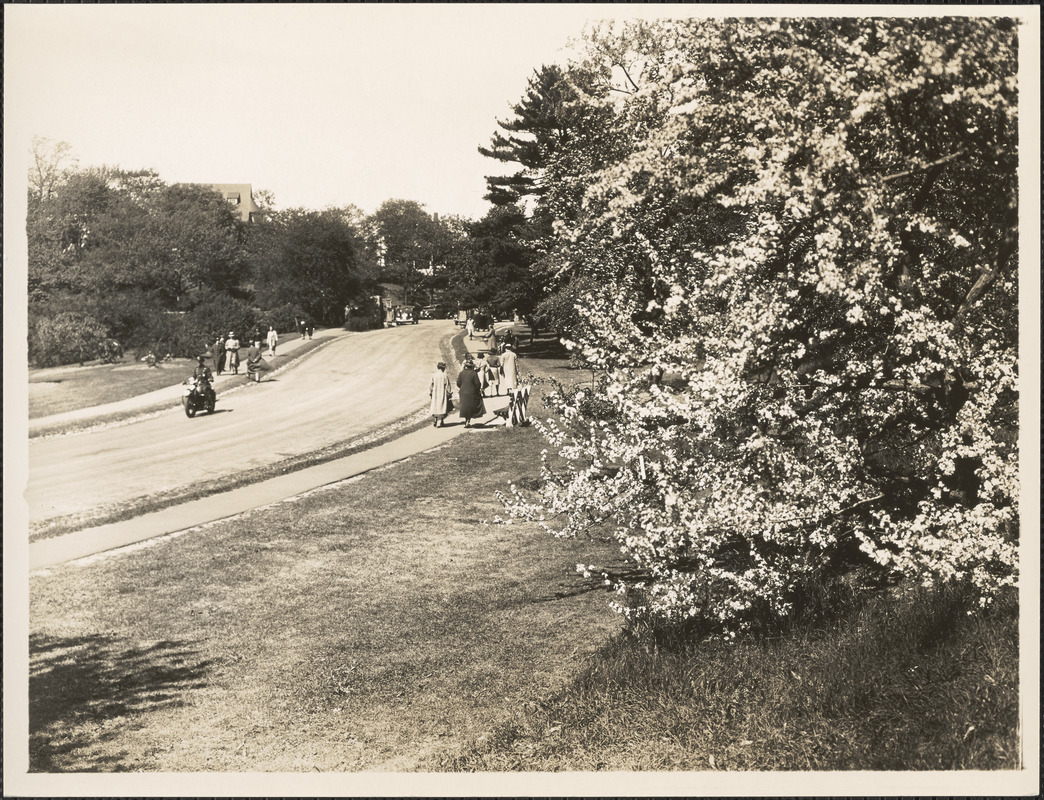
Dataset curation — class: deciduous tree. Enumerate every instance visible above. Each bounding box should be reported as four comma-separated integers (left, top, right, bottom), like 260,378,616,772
501,17,1020,633
248,207,370,325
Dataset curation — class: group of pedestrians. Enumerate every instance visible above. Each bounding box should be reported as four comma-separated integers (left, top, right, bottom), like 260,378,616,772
474,343,518,397
212,332,242,375
210,324,281,382
464,315,519,354
429,334,520,429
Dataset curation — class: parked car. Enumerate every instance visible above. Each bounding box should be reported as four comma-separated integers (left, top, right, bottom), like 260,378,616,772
420,305,447,320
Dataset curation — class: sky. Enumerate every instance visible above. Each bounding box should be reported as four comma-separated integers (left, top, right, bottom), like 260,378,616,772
3,4,658,220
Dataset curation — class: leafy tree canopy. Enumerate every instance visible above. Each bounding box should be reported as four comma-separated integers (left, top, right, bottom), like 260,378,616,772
247,207,372,326
442,205,543,318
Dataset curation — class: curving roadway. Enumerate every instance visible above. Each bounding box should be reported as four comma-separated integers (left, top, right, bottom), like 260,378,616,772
27,321,458,527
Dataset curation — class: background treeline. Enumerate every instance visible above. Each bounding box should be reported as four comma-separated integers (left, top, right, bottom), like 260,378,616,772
26,141,550,366
26,149,372,366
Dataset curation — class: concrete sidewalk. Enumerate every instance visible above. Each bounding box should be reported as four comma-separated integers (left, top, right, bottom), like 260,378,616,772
29,324,525,569
29,328,336,433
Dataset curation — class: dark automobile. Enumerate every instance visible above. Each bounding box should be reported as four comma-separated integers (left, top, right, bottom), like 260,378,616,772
420,305,447,320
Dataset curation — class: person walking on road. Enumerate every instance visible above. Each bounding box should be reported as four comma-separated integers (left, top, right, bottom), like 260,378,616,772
500,342,519,394
486,326,499,354
225,331,241,375
485,349,501,396
456,358,485,428
466,316,475,340
429,361,453,427
266,325,279,357
246,338,272,382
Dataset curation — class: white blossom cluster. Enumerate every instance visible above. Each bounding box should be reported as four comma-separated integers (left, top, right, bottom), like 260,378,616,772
500,18,1020,632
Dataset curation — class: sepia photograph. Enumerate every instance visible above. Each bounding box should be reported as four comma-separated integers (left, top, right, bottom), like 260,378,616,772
3,3,1039,796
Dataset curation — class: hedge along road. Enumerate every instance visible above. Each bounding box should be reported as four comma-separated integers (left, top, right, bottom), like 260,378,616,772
26,321,458,532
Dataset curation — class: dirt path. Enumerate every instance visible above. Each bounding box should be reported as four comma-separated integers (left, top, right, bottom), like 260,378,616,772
26,323,455,527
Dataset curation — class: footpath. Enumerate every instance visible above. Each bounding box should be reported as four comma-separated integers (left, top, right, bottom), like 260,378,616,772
29,323,523,570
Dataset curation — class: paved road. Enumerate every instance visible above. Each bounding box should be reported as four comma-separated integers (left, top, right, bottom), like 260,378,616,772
27,321,457,527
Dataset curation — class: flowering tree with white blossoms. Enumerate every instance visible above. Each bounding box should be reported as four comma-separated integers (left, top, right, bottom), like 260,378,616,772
498,17,1020,633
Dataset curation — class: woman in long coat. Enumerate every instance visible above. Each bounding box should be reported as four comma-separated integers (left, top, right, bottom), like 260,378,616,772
456,359,485,428
500,343,519,394
429,361,452,427
214,336,227,375
475,352,490,396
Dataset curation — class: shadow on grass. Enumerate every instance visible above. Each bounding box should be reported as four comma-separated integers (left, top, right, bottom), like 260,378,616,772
531,563,639,603
29,632,214,771
519,336,570,360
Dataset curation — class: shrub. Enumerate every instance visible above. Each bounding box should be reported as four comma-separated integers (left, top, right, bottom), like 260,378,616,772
142,294,258,358
258,302,306,337
344,315,380,332
499,18,1019,635
28,311,111,367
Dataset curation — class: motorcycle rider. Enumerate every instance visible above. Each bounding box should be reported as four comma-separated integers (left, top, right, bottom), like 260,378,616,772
192,355,217,406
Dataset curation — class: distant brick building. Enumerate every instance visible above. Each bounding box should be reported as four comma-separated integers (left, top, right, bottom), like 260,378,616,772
205,183,262,222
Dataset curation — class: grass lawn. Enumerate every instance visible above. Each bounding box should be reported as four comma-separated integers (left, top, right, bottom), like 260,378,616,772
29,358,198,419
445,586,1019,771
29,421,625,771
28,334,312,420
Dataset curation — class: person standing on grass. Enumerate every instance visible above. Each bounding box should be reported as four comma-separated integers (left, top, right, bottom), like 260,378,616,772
266,325,279,357
225,330,241,374
429,361,452,427
485,349,501,396
456,358,485,428
500,342,519,395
